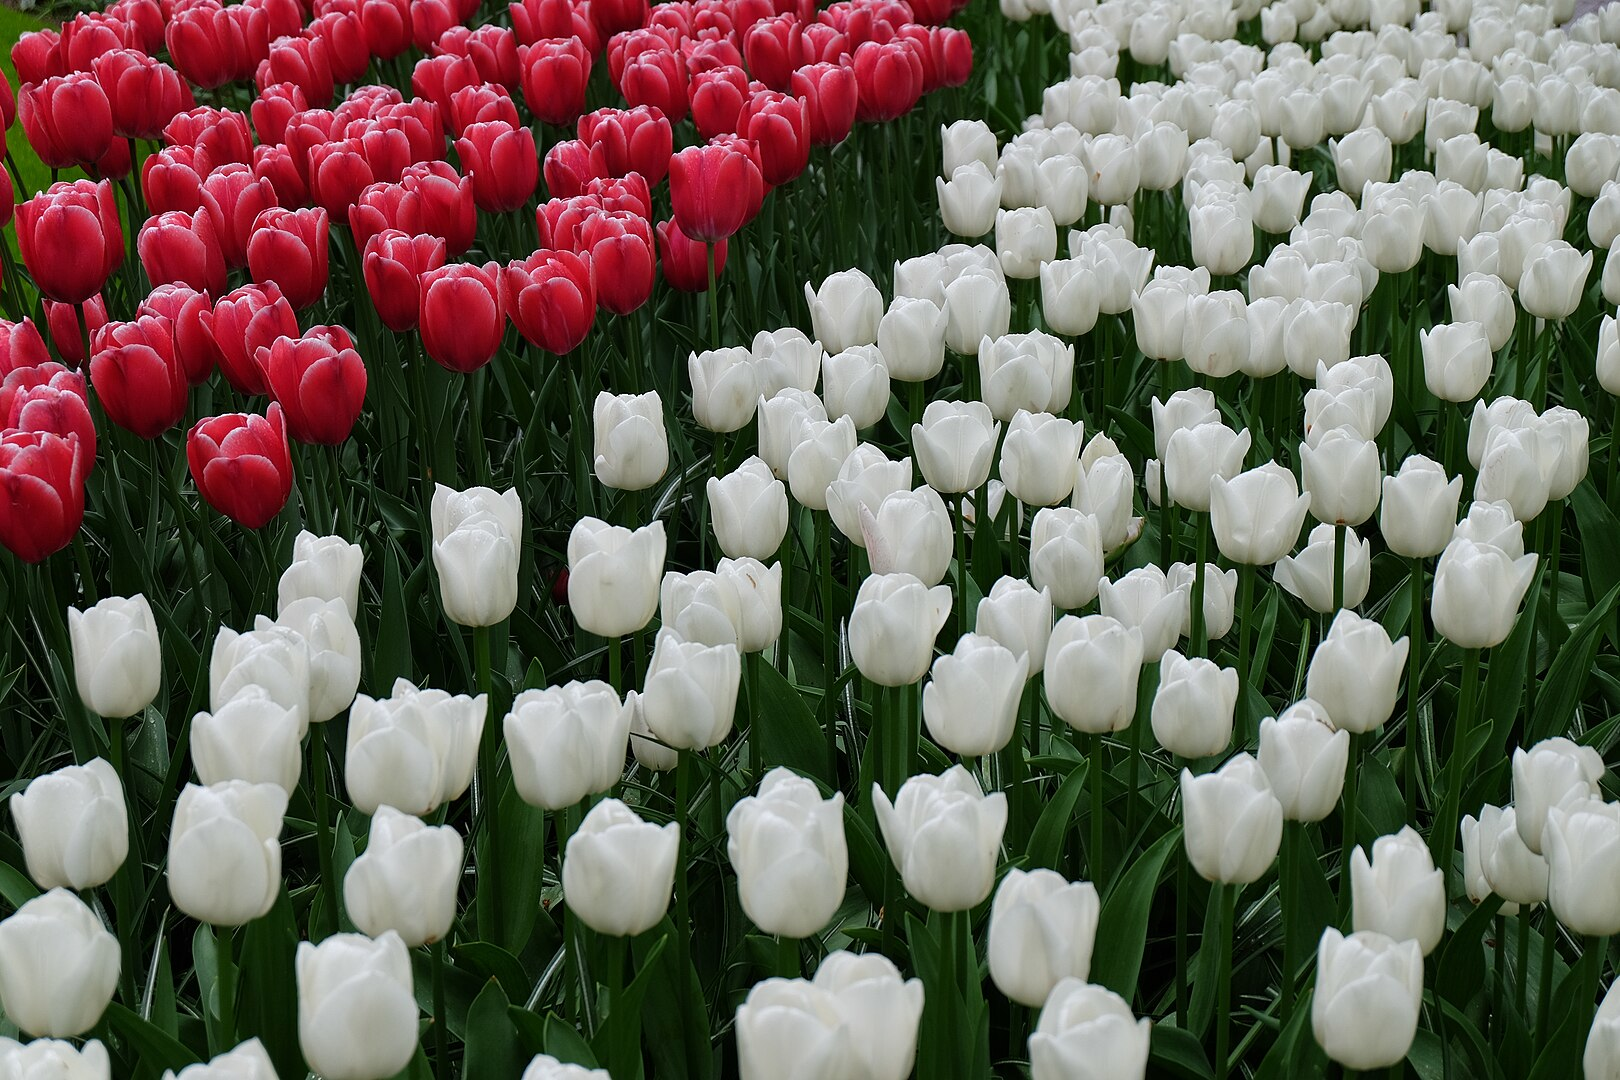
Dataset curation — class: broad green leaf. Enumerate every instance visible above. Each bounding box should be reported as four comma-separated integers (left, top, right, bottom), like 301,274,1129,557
544,1012,600,1067
754,660,833,784
1091,828,1180,1007
104,1003,201,1072
1531,580,1620,744
1026,759,1088,871
1149,1024,1214,1079
463,979,521,1080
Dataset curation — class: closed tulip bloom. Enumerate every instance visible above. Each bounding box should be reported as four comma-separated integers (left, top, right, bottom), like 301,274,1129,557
937,162,1001,238
271,599,361,724
362,231,444,334
454,121,538,213
660,570,744,649
1251,164,1312,233
1182,291,1250,379
1030,507,1104,610
1431,536,1538,650
432,483,521,628
20,75,113,173
68,593,159,719
345,679,484,816
1469,803,1548,910
342,807,463,948
979,332,1073,420
1258,706,1349,822
822,345,890,430
863,486,952,585
1152,650,1239,759
874,765,1006,912
1189,196,1254,276
1044,614,1143,734
804,269,883,356
1181,752,1282,884
191,686,304,791
943,267,1012,358
1474,422,1557,523
788,416,856,511
1165,421,1251,514
419,262,504,374
1098,565,1187,663
8,759,126,891
1447,271,1514,351
913,400,999,494
1168,561,1236,642
567,518,665,637
1545,800,1620,937
1087,133,1140,206
1329,127,1392,194
922,634,1028,756
197,165,277,271
161,1039,276,1080
0,890,118,1038
1305,610,1409,734
1028,979,1150,1080
297,931,418,1080
750,328,822,398
1514,738,1606,855
15,180,123,305
1276,523,1372,613
1542,406,1591,502
1520,241,1591,321
1039,258,1101,336
1350,827,1445,955
592,391,667,492
0,431,86,564
521,1055,610,1080
736,952,923,1080
709,457,788,560
1300,428,1381,527
976,577,1053,677
942,119,998,175
1380,456,1462,559
167,781,286,927
1132,276,1196,363
995,206,1057,279
1210,462,1311,566
1001,411,1080,507
715,559,783,655
826,445,912,547
640,629,740,750
690,347,760,434
278,531,362,619
1468,396,1540,470
988,870,1100,1008
669,143,757,243
726,768,847,938
563,797,678,936
502,250,594,356
210,622,308,717
1589,980,1620,1080
505,681,630,811
1420,321,1493,403
1313,929,1424,1071
246,207,329,311
138,210,226,296
257,325,367,446
849,573,952,687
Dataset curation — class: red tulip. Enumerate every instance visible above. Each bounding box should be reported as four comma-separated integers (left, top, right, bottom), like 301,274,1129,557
419,262,504,373
536,195,603,251
310,10,372,85
929,26,971,88
92,50,195,141
0,430,88,563
791,61,857,145
577,105,671,182
166,1,254,90
139,210,228,297
363,230,446,331
730,0,776,34
256,325,367,444
0,70,15,132
0,169,13,231
906,0,960,23
247,207,331,311
254,0,307,49
411,52,482,117
501,249,595,354
60,13,134,73
607,26,680,84
455,120,539,212
43,297,110,367
209,284,300,394
19,75,114,171
852,38,922,122
580,211,654,315
16,181,123,306
682,37,744,79
201,164,281,270
448,82,521,134
742,14,798,90
646,4,694,39
585,173,653,216
588,0,648,36
0,318,53,376
410,0,461,52
12,30,64,88
253,35,336,112
349,181,407,254
254,143,311,208
108,0,165,52
398,160,476,255
669,142,760,242
164,107,255,172
139,284,222,385
797,22,850,65
543,139,609,198
188,404,294,529
88,137,133,184
656,217,726,291
90,316,190,439
739,89,809,185
619,47,689,122
363,100,445,165
359,0,411,60
512,0,602,51
306,138,376,217
519,37,593,126
335,85,404,127
0,365,96,468
689,65,749,140
438,24,521,89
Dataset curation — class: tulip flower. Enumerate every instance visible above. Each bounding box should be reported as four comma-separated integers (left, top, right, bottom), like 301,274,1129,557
1546,799,1620,936
1421,321,1494,403
1380,456,1463,559
160,1039,277,1080
505,681,631,810
1152,650,1239,759
207,283,298,395
943,269,1011,356
0,430,87,564
873,765,1007,911
1,365,95,463
1001,411,1080,508
246,207,329,311
688,346,760,434
726,768,848,938
278,531,362,620
1431,536,1538,650
521,1056,610,1080
874,297,946,386
297,931,419,1080
1464,804,1547,911
1305,610,1410,734
345,678,484,817
1028,979,1151,1080
1180,755,1282,884
502,249,595,355
974,577,1053,677
757,388,824,479
15,180,123,305
271,599,361,725
567,517,665,638
8,759,127,891
735,952,923,1080
167,781,287,927
1030,507,1104,610
708,457,789,560
792,62,858,146
670,143,761,243
431,483,522,628
1276,523,1373,614
858,485,949,585
88,316,188,439
1351,827,1446,955
937,162,1002,238
1258,704,1349,822
822,345,890,430
1098,565,1188,663
210,623,309,720
751,328,822,397
138,209,227,296
138,285,218,386
987,870,1100,1008
804,269,884,356
257,326,367,446
921,633,1028,757
1313,929,1424,1071
454,121,539,213
593,391,668,492
0,890,118,1038
1207,462,1310,567
418,261,505,374
562,797,679,937
787,416,856,511
343,807,463,948
1515,738,1607,855
978,332,1073,420
848,572,953,687
1300,427,1382,527
1520,240,1592,320
191,686,304,791
0,318,52,375
826,444,911,547
68,594,160,720
639,628,741,750
187,405,294,530
362,231,445,334
912,400,999,494
19,74,114,171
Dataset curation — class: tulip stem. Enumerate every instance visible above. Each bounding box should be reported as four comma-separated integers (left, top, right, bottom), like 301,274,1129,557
954,495,969,637
430,938,449,1080
1518,907,1532,1015
1175,846,1188,1027
1434,647,1479,892
75,302,92,375
706,244,720,349
747,651,763,782
776,934,799,979
309,722,340,940
468,366,488,487
1405,558,1424,823
1236,563,1254,745
819,516,838,778
1215,883,1236,1080
1190,514,1208,656
214,924,237,1050
1088,732,1105,878
1538,910,1558,1042
473,624,503,944
1583,936,1608,1055
1280,821,1298,1023
1332,523,1346,613
673,751,696,1061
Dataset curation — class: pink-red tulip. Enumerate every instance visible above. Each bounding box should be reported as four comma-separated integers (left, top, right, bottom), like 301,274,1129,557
19,74,114,171
419,262,504,372
15,181,123,306
669,142,761,241
0,430,87,563
139,284,221,385
247,207,331,311
501,249,595,353
256,325,368,444
139,210,228,297
90,316,190,439
455,120,539,212
363,230,447,331
188,403,294,529
577,105,671,182
656,217,726,291
209,283,301,395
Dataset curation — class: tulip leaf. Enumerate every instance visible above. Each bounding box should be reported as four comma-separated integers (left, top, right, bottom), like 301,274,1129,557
593,937,669,1075
1251,991,1326,1080
496,777,549,954
0,860,38,912
104,1003,202,1072
1026,759,1088,871
753,660,834,784
238,887,305,1080
1531,579,1620,744
1091,828,1180,1007
1573,481,1620,616
1148,1023,1214,1078
1478,564,1542,758
464,978,522,1080
453,942,531,1004
543,1011,601,1067
1436,895,1503,1012
1355,753,1407,841
371,539,414,693
841,804,888,920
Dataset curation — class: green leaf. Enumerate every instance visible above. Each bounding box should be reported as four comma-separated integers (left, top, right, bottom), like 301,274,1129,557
454,942,531,1004
1531,580,1620,744
463,979,521,1080
593,937,669,1076
1252,991,1327,1080
1436,895,1504,1012
238,888,304,1080
754,661,834,784
543,1013,600,1067
0,861,39,911
371,540,414,693
1149,1024,1214,1078
1572,481,1620,608
104,1003,201,1072
1091,828,1181,1006
1026,760,1088,871
496,777,548,954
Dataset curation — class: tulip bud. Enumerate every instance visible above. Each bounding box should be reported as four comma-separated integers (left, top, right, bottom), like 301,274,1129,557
1312,929,1424,1071
161,1039,276,1080
0,890,119,1039
690,347,761,434
1520,240,1591,321
849,572,953,687
863,486,952,585
1098,565,1187,662
1464,803,1547,912
1001,411,1081,507
211,622,309,717
1514,737,1606,855
975,577,1053,677
8,759,127,891
804,269,883,355
297,931,419,1080
191,686,304,791
938,162,1002,238
1351,827,1445,955
345,678,484,817
640,628,741,750
735,952,923,1080
1276,523,1373,614
1180,753,1283,884
270,598,360,725
1542,406,1591,502
1589,979,1620,1080
874,765,1007,911
1431,536,1538,650
563,797,679,936
878,297,947,384
826,445,911,548
822,344,891,430
1028,979,1151,1080
726,768,848,938
521,1056,609,1080
167,781,287,927
1305,610,1410,734
995,206,1057,279
1044,614,1144,734
911,400,998,496
1300,428,1381,527
708,457,788,560
987,869,1100,1008
1209,462,1311,567
343,807,463,948
1030,507,1104,610
943,119,998,176
1039,258,1101,337
431,483,521,628
1379,456,1462,559
1152,650,1239,759
593,390,668,492
567,517,666,638
278,531,362,620
1420,321,1494,403
921,633,1028,756
1258,703,1349,822
187,406,294,529
1545,799,1620,936
750,328,821,398
68,593,160,719
788,416,856,511
506,681,631,811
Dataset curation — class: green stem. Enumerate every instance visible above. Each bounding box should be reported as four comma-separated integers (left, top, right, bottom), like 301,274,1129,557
1538,894,1558,1043
1332,522,1347,613
1190,513,1207,655
1236,564,1254,745
1405,558,1424,822
776,934,800,979
748,651,763,783
1584,936,1610,1058
1175,845,1189,1026
955,494,969,636
820,516,838,778
214,924,236,1049
473,625,503,943
1089,732,1105,878
1281,822,1298,1022
1339,731,1362,920
309,723,340,939
1215,883,1236,1080
1434,648,1480,891
707,243,720,349
431,938,449,1080
674,751,694,1022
